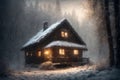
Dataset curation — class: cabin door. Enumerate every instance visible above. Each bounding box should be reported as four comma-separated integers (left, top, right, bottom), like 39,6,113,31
44,49,52,61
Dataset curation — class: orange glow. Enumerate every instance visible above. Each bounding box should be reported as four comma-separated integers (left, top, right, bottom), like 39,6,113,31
44,49,52,60
73,49,79,55
59,49,65,55
44,50,49,55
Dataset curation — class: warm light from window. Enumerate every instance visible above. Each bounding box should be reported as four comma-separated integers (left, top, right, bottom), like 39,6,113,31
59,49,65,55
38,51,41,57
73,49,79,55
61,31,64,37
44,49,52,60
26,52,29,56
30,53,32,56
64,32,68,37
44,50,49,55
61,31,68,38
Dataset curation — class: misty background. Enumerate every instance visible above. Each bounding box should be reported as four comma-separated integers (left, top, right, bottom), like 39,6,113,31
0,0,110,70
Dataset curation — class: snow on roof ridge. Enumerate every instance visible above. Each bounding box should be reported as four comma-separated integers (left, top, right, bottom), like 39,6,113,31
44,40,87,49
22,18,67,48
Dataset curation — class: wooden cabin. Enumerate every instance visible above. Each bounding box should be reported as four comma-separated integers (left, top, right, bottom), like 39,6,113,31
21,19,87,65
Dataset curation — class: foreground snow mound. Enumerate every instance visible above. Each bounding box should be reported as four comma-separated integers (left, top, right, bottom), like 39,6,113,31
0,65,120,80
39,61,55,70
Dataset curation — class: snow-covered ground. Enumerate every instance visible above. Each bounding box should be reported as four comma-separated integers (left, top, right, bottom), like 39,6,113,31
0,65,120,80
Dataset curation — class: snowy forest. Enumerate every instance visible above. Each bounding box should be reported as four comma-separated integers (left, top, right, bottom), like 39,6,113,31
0,0,120,80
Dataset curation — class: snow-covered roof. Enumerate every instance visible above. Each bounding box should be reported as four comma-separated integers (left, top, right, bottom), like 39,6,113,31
23,19,66,48
44,41,87,49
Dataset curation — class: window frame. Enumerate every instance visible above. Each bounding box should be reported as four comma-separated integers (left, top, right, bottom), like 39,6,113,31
61,30,68,38
38,51,41,57
73,49,79,55
59,48,65,56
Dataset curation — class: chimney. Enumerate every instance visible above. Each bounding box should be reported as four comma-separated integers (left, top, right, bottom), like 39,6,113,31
43,22,48,30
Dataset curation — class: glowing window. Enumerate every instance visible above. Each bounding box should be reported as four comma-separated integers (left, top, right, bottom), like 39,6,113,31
59,49,65,55
61,31,64,37
38,51,41,57
64,32,68,37
73,49,79,55
26,52,29,56
61,31,68,38
30,53,32,56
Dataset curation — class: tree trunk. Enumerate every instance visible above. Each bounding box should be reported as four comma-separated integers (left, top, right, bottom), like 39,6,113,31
113,0,120,68
104,0,114,67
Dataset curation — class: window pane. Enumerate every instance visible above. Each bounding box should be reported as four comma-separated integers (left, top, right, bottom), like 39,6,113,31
30,53,32,56
59,49,65,55
61,31,65,37
26,52,29,56
65,32,68,37
38,51,41,57
61,31,68,38
73,49,79,55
